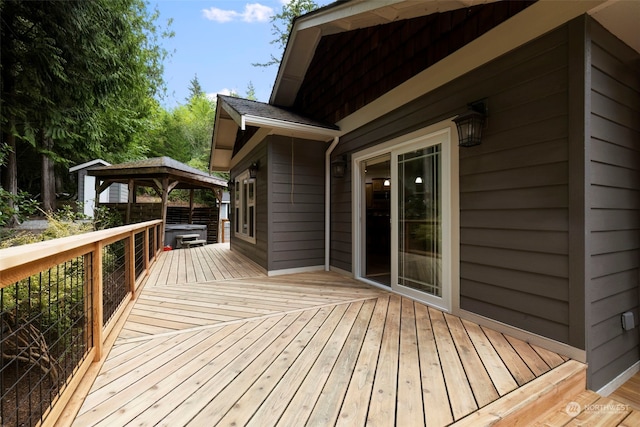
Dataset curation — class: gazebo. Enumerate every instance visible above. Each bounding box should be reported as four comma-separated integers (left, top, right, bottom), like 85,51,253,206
88,157,227,246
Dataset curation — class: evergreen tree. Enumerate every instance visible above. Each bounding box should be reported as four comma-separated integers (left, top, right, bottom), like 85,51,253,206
253,0,318,67
186,74,204,102
0,0,171,213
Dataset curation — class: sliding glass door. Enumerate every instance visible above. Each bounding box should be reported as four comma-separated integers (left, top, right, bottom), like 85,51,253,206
354,128,452,311
397,145,442,297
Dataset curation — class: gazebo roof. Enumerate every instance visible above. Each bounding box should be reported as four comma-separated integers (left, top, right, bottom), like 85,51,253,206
88,157,227,191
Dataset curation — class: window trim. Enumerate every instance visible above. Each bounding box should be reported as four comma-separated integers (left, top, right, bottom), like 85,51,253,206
234,170,257,244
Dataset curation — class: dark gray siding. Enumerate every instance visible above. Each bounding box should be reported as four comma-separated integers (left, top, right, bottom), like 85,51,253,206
268,136,328,271
230,141,268,270
330,170,352,272
458,26,573,345
587,20,640,390
333,25,577,344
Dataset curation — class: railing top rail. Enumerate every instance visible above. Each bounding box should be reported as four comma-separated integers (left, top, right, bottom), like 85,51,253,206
0,219,162,271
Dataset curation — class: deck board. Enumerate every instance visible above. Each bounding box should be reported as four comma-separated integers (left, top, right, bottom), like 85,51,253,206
72,243,581,427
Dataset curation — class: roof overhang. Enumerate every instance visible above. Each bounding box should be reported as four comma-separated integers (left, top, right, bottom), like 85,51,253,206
271,0,638,109
209,95,340,172
89,157,227,191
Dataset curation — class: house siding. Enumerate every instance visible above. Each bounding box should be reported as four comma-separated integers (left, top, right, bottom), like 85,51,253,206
587,20,640,390
332,25,574,343
230,141,268,270
330,169,352,272
268,136,328,272
294,1,535,124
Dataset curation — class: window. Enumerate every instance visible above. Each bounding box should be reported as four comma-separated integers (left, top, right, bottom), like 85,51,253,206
234,170,256,243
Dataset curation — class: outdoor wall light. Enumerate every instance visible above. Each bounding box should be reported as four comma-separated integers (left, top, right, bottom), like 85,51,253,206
249,161,259,179
227,179,235,190
331,155,347,178
453,100,487,147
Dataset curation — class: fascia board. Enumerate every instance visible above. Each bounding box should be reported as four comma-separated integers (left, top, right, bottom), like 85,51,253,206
229,127,272,171
209,101,225,171
243,115,340,138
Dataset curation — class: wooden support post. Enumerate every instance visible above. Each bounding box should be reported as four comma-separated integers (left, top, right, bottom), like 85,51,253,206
213,188,224,244
94,178,101,213
92,242,103,361
126,232,136,297
161,177,169,248
189,189,194,224
126,179,135,224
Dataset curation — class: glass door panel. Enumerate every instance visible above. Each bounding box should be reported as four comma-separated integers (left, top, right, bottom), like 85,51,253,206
362,154,391,286
397,145,442,296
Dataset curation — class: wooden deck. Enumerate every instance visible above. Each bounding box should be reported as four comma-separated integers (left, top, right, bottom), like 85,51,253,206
70,244,637,426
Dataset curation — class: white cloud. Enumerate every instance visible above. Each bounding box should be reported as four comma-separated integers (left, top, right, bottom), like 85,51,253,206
202,8,237,23
242,3,273,22
202,3,273,23
208,89,236,100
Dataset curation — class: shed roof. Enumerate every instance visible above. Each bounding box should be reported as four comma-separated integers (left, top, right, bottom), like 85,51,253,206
88,156,227,190
69,159,110,173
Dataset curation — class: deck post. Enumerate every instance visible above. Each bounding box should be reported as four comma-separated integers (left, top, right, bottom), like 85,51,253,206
144,226,150,276
126,231,136,298
92,241,104,361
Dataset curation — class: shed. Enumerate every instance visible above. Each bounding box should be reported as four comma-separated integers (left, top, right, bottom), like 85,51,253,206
69,159,128,217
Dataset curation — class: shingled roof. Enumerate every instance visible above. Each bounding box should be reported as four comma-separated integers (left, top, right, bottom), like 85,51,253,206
218,95,338,131
209,95,340,171
89,156,227,190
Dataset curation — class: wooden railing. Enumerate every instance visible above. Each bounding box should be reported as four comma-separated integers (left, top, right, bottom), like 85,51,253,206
0,220,163,427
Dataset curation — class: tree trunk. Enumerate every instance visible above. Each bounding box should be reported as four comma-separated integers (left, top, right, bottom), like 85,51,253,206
3,127,20,227
40,131,56,212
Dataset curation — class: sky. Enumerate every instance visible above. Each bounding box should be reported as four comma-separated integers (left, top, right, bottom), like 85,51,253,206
151,0,333,109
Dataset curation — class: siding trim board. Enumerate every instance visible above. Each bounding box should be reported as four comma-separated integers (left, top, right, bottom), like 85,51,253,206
586,18,640,391
567,14,590,353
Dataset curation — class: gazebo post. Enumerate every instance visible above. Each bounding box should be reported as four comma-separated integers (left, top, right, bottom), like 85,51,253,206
161,177,169,247
189,189,194,224
126,179,134,224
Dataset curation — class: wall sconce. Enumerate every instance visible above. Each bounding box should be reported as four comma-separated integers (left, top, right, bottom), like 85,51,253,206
227,179,235,190
415,176,423,184
453,100,487,147
249,161,259,179
332,155,347,178
383,178,390,187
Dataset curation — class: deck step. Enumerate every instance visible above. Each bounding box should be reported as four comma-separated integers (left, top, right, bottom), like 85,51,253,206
182,239,206,248
176,234,205,249
452,360,587,426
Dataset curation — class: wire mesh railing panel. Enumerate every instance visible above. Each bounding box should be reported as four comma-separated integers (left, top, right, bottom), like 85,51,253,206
148,229,155,264
102,239,127,325
134,232,144,280
1,255,91,427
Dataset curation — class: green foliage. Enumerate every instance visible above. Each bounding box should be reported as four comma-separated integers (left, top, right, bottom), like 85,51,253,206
148,94,216,170
93,205,124,230
0,209,92,249
1,0,173,199
253,0,319,67
0,188,38,226
246,81,257,100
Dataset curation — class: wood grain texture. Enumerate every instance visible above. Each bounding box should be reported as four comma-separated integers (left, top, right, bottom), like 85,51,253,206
71,243,583,427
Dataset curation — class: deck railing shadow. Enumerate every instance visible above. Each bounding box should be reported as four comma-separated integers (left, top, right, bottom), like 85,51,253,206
0,220,162,427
